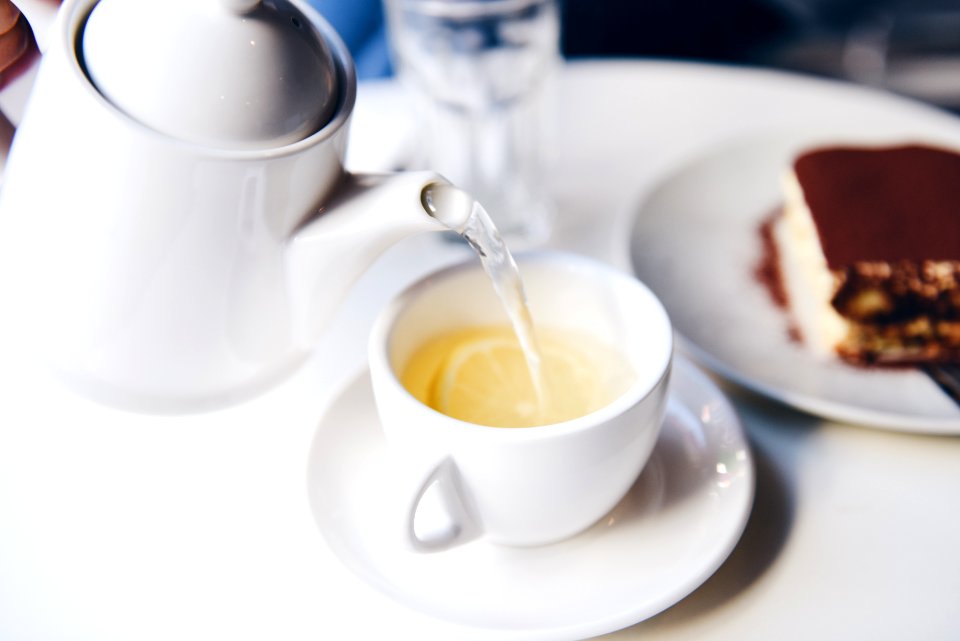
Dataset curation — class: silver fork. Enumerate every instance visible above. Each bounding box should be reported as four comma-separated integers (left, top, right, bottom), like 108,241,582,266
924,364,960,408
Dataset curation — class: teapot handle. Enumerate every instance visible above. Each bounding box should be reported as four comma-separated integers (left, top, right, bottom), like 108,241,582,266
0,0,59,170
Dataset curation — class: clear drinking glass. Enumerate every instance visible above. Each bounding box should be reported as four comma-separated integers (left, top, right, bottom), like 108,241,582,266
383,0,560,244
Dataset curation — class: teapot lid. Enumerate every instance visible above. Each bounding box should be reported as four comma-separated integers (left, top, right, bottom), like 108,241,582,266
80,0,340,149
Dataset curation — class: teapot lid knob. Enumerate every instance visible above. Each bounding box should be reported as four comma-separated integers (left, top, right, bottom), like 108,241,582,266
80,0,341,150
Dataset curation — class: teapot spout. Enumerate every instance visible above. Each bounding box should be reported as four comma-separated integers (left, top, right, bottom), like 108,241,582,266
286,170,462,348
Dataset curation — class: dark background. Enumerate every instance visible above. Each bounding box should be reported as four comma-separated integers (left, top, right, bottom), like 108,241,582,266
559,0,960,112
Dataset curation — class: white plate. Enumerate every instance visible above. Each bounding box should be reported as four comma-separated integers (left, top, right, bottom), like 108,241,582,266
629,130,960,433
306,357,754,641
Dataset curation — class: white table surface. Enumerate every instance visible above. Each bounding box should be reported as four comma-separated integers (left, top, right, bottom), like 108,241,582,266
3,60,960,641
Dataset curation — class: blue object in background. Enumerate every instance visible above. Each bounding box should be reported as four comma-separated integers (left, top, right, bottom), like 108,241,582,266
309,0,394,79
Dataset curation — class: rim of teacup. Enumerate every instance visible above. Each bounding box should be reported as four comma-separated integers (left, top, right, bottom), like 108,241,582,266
368,250,674,440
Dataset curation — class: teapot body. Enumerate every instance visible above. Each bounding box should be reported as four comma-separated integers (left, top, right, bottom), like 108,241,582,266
0,0,380,411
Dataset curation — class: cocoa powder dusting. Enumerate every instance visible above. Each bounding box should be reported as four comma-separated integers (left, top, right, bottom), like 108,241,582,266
793,144,960,267
755,211,788,308
754,208,803,344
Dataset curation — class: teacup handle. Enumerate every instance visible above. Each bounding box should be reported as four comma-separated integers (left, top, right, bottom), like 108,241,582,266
402,455,481,552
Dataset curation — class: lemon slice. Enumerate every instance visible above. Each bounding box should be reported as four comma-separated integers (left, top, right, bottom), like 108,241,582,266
430,328,608,427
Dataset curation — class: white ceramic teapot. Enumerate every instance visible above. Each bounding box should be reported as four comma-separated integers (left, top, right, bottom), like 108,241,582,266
0,0,466,412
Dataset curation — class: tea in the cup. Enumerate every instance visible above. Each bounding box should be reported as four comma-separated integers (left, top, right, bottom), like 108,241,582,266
400,325,634,427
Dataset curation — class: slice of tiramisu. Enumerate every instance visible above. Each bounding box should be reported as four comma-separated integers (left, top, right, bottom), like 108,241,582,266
775,144,960,365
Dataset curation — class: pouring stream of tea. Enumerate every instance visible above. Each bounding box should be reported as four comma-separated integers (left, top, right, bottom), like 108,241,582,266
421,182,545,403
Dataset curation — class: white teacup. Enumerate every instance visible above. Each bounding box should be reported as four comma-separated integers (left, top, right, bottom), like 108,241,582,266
368,252,673,550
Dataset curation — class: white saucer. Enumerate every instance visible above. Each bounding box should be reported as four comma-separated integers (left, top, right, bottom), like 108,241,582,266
629,130,960,433
306,356,754,641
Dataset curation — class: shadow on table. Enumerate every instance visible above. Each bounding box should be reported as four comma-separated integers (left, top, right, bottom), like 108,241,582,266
612,386,821,637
